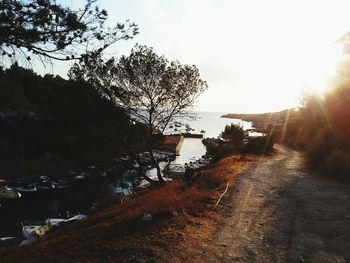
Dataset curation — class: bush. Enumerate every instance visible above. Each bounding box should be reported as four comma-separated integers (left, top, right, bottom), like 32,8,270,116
220,124,248,146
324,149,350,179
244,136,274,154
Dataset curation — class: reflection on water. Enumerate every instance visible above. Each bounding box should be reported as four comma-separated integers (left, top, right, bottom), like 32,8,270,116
173,138,206,165
0,184,106,238
165,111,253,138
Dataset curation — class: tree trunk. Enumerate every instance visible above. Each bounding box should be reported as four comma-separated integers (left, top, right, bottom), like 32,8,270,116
125,145,156,184
148,148,165,183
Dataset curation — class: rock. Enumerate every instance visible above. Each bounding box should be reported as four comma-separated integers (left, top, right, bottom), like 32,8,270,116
142,213,153,222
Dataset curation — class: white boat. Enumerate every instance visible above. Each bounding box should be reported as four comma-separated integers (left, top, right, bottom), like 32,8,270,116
45,218,67,227
22,225,49,240
66,214,87,222
0,187,21,200
31,181,55,191
73,172,90,181
51,179,71,190
13,185,37,194
40,175,50,181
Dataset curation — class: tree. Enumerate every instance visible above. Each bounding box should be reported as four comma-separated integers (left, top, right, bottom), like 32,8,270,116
0,64,131,164
69,45,208,183
0,0,138,64
0,75,31,110
220,123,248,146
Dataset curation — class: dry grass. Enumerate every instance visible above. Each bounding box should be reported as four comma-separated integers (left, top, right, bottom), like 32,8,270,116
1,154,246,263
201,155,244,184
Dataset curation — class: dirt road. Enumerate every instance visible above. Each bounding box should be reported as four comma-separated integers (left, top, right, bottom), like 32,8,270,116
173,145,350,263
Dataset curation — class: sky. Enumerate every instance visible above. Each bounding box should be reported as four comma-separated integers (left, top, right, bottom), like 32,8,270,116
47,0,350,113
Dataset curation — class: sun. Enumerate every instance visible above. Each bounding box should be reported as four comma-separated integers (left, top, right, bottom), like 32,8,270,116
300,44,341,96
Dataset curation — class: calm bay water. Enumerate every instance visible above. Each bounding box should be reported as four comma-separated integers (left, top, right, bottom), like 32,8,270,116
0,112,252,239
171,111,254,165
166,111,253,138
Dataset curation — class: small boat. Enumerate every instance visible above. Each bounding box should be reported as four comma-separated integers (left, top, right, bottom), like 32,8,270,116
51,179,71,190
40,175,50,181
0,179,6,186
73,172,90,181
22,225,49,240
66,214,87,222
13,185,37,194
0,237,20,247
0,187,21,200
31,182,55,191
45,218,67,227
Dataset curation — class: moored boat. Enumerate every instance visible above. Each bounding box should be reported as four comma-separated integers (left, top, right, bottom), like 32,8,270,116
65,214,87,222
0,187,21,200
22,225,49,240
0,237,20,247
31,181,55,192
45,218,67,227
13,185,37,194
51,179,72,190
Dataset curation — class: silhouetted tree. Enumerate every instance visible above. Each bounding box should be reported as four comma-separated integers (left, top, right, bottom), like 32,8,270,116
69,45,208,182
286,33,350,178
0,64,130,165
0,0,138,64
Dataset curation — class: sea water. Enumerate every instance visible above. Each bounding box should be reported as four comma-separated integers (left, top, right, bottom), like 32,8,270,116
171,111,254,165
0,112,254,239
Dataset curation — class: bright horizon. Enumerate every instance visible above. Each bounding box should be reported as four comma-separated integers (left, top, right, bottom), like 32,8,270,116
38,0,350,113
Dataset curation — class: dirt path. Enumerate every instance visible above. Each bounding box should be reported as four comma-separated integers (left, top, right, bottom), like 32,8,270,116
172,145,350,263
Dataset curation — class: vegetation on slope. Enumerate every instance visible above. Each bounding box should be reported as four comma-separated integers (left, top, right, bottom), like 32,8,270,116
0,155,245,263
0,64,131,174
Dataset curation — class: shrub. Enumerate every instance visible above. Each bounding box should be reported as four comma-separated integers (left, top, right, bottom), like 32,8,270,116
220,124,248,146
324,149,350,179
244,136,274,154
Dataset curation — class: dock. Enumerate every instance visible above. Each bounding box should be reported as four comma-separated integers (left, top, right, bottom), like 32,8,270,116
181,133,204,138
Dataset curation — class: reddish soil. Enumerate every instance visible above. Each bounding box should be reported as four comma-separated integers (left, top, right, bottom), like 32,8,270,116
0,155,245,263
172,145,350,262
3,145,349,262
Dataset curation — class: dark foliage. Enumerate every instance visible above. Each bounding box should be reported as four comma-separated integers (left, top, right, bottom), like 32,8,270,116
244,136,274,154
0,64,130,168
297,88,350,178
69,45,208,182
0,0,138,64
